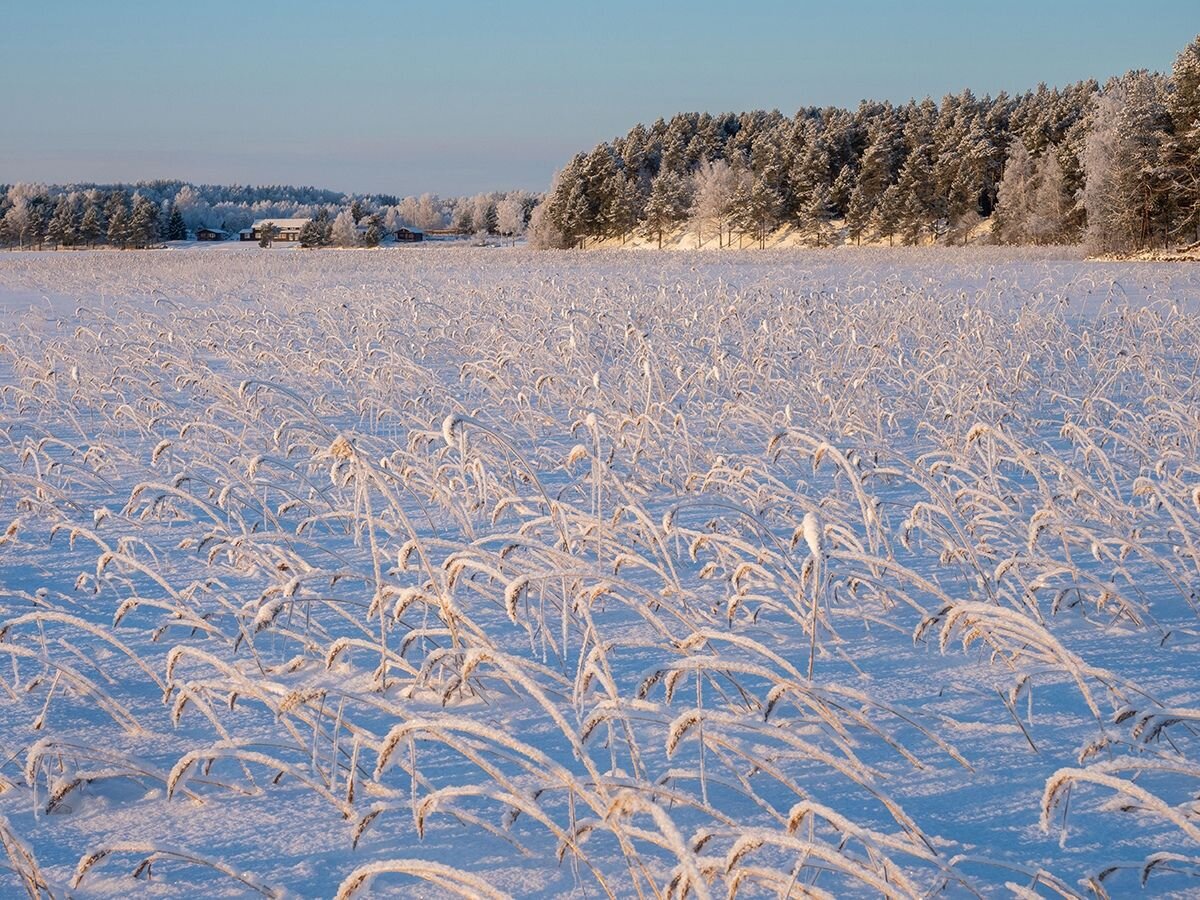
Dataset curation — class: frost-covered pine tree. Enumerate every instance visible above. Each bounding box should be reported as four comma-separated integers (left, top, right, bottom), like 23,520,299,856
801,182,836,247
874,183,903,246
471,194,498,235
79,203,102,247
1167,35,1200,244
257,221,278,248
362,215,383,247
46,195,76,249
106,203,130,249
896,148,935,245
496,196,526,244
330,209,359,247
846,120,898,244
690,159,734,248
415,194,444,232
166,204,187,241
993,138,1035,243
1083,72,1172,253
641,171,690,249
129,195,160,248
1027,149,1068,244
8,201,32,249
298,219,323,248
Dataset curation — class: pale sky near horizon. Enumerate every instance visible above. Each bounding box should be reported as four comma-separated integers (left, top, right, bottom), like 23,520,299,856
1,1,1196,197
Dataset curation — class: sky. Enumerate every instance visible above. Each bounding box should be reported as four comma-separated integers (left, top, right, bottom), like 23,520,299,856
1,1,1196,197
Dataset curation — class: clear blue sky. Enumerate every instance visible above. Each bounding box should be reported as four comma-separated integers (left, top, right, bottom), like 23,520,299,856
1,1,1195,197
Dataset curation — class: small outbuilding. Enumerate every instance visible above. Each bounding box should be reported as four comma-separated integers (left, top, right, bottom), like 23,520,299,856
196,227,228,241
394,227,424,243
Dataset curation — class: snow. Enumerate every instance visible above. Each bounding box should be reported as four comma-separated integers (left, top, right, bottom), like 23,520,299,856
1,246,1199,897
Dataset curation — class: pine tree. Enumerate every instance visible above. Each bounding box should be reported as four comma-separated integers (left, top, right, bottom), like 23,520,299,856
1167,35,1200,244
258,221,278,248
362,215,382,248
46,196,75,249
896,149,935,245
104,193,128,247
803,183,836,247
1083,72,1173,252
24,201,48,249
298,219,323,248
690,159,734,248
642,171,690,248
830,165,856,218
875,183,903,246
166,204,187,241
314,208,333,246
330,209,359,247
610,175,641,244
1028,149,1068,244
993,138,1035,243
80,203,101,247
129,196,160,248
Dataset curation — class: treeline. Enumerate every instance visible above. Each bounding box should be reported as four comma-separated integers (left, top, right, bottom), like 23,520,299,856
0,182,539,249
532,36,1200,253
285,194,538,248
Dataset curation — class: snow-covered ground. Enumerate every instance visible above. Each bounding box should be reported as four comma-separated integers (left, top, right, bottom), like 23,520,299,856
1,246,1199,898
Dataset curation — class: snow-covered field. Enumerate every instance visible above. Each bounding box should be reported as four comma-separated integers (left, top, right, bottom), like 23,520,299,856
1,246,1199,898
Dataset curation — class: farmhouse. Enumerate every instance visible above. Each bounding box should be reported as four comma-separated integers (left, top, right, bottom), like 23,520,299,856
195,227,227,241
245,218,310,242
394,226,424,243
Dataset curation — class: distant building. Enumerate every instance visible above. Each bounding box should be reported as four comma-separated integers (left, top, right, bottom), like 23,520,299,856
196,227,228,241
247,218,310,242
394,226,424,243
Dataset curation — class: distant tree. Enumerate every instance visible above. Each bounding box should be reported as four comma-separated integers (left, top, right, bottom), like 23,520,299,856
362,214,383,247
1167,35,1200,243
25,201,48,249
298,219,324,248
993,138,1035,243
129,196,160,248
258,221,278,248
496,196,526,244
1083,72,1172,253
801,183,836,247
452,199,475,234
609,175,641,244
46,196,76,249
330,209,359,247
313,207,333,246
896,148,936,245
527,200,566,249
2,203,29,249
79,203,102,247
166,204,187,241
830,165,856,218
850,124,897,240
414,194,444,231
641,171,691,248
106,200,130,249
690,159,734,248
875,183,903,246
1027,149,1068,244
742,175,781,249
